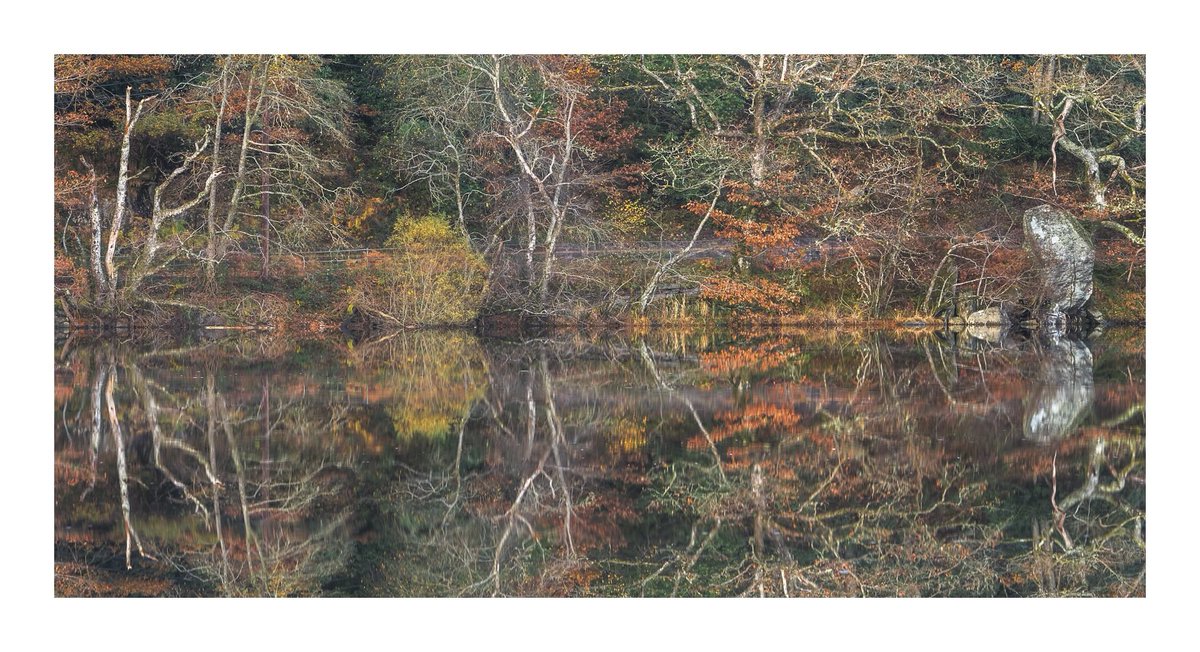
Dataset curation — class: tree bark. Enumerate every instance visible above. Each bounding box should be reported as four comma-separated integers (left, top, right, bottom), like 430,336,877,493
125,136,217,297
750,58,767,189
523,180,536,282
260,106,271,279
1056,135,1107,208
477,55,575,311
219,57,267,259
104,87,148,306
1100,220,1145,247
80,157,107,301
205,62,229,287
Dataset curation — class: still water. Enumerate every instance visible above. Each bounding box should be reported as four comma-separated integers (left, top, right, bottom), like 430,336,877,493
54,327,1144,597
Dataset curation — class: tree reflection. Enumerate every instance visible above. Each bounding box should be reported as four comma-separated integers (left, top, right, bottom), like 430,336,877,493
55,328,1144,597
55,339,360,596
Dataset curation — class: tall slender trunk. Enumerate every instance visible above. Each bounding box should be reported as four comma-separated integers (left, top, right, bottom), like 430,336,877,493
750,57,767,189
219,57,266,259
538,211,561,308
524,182,537,284
80,157,107,300
537,95,575,310
104,87,147,305
453,169,467,237
205,64,229,287
452,147,469,238
260,106,271,279
475,55,578,311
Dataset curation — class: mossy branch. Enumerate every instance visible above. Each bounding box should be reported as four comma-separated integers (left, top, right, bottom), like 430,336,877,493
1100,220,1145,247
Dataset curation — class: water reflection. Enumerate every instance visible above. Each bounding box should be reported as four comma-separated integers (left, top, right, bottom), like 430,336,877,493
54,327,1144,597
1024,336,1095,443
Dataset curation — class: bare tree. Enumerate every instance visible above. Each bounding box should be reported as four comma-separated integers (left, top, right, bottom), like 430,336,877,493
1021,55,1146,211
81,85,219,308
198,55,353,284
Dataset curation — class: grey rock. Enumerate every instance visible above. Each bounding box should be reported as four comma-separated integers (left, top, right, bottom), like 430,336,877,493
964,306,1010,344
966,306,1009,326
1023,205,1094,326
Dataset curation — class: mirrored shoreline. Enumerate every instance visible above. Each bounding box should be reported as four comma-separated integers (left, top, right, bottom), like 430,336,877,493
54,327,1145,597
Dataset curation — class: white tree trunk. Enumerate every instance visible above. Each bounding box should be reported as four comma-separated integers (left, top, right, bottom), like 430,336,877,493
125,136,216,296
476,55,577,311
539,210,563,307
103,87,147,305
750,57,767,189
524,184,537,277
1051,95,1110,209
80,157,107,300
1058,136,1107,208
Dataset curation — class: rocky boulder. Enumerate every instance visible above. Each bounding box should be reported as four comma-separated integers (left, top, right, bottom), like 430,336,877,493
964,306,1010,344
965,306,1009,327
1023,205,1094,326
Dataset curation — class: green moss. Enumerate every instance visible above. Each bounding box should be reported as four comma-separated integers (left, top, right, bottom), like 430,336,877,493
1092,263,1145,323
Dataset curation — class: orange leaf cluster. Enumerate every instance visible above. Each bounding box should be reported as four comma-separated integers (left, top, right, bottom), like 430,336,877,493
711,210,800,252
699,342,789,377
700,276,800,313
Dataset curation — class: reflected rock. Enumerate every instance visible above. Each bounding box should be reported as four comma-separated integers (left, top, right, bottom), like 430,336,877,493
1023,335,1094,442
964,305,1017,345
965,323,1005,345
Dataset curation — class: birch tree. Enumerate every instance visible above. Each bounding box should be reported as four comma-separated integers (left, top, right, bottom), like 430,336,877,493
455,55,640,311
75,86,218,308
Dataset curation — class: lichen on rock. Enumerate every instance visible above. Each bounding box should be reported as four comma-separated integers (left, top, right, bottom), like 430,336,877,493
1023,205,1095,329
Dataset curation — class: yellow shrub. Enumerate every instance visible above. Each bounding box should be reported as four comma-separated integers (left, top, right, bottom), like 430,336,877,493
348,215,488,327
608,199,649,234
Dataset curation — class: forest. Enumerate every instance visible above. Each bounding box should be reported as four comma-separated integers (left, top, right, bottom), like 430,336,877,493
52,54,1146,332
52,54,1147,599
